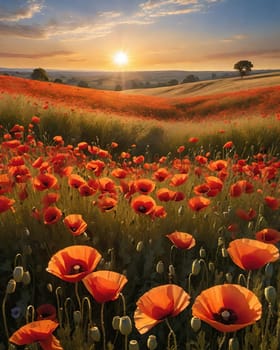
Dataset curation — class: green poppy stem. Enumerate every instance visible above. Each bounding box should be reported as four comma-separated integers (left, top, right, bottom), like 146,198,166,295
101,302,106,350
2,292,9,341
165,318,177,350
246,270,252,289
75,281,82,311
120,292,126,315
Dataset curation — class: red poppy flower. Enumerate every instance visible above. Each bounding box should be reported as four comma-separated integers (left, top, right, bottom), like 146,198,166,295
223,141,233,149
188,137,199,143
134,178,156,194
33,173,58,191
193,183,210,196
208,160,228,171
166,231,196,250
63,214,88,236
192,284,262,332
8,165,31,183
36,304,57,321
9,320,62,350
188,196,211,211
68,174,86,189
96,195,117,212
0,174,12,195
47,245,102,283
131,195,156,215
133,155,145,164
150,205,167,219
78,183,96,197
31,116,40,124
83,270,128,303
153,167,170,182
134,284,190,334
53,135,64,145
235,208,256,221
111,168,128,179
156,188,176,202
227,238,279,270
229,182,243,197
86,160,105,176
177,145,185,153
0,195,15,213
264,196,279,210
98,177,116,194
195,155,208,165
169,174,188,187
43,206,62,225
42,192,60,208
255,228,280,244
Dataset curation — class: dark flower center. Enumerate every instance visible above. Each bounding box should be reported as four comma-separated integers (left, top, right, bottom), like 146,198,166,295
138,205,147,213
213,308,238,324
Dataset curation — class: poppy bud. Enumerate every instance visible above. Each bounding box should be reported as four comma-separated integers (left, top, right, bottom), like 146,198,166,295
228,337,239,350
73,310,82,325
112,315,120,330
129,340,139,350
22,271,31,285
168,264,176,277
136,241,144,252
47,283,53,293
208,262,215,273
221,248,228,258
6,279,16,294
225,272,233,283
119,316,132,335
190,316,201,332
156,261,164,274
13,266,24,283
265,263,273,279
218,237,225,246
264,286,277,305
199,247,206,259
191,259,201,275
88,326,101,342
147,335,158,350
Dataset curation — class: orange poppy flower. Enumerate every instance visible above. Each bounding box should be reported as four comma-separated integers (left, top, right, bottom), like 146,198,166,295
208,160,228,171
63,214,87,236
205,176,223,192
33,173,58,191
98,177,116,194
83,270,128,303
86,160,105,176
195,155,208,165
156,188,176,202
131,195,156,215
8,165,31,183
166,231,196,250
193,183,210,196
188,196,211,211
31,115,40,124
227,238,279,270
134,178,156,194
188,137,199,143
153,167,170,182
169,173,188,187
96,194,117,212
68,174,86,189
192,284,262,332
255,228,280,244
133,155,145,164
36,304,57,321
42,192,60,208
0,174,12,195
223,141,233,149
9,320,63,350
43,206,62,225
111,168,128,179
47,245,101,283
78,183,96,197
134,284,190,334
150,205,167,219
0,195,15,213
53,135,64,145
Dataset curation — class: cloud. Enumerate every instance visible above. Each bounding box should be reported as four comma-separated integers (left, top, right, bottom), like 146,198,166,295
220,34,247,43
0,0,43,22
206,48,280,60
0,50,75,59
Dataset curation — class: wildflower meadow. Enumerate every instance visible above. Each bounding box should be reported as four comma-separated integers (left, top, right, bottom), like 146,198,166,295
0,76,280,350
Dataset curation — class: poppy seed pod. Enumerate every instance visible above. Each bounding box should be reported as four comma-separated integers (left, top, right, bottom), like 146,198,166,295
13,266,24,283
129,340,139,350
147,335,158,350
136,241,144,252
190,316,201,332
168,264,176,277
88,326,101,342
22,271,31,285
264,263,273,279
199,247,206,259
6,279,17,294
208,262,215,273
156,260,164,274
264,286,277,305
112,316,120,330
119,316,132,335
191,259,201,275
225,273,233,283
73,310,82,325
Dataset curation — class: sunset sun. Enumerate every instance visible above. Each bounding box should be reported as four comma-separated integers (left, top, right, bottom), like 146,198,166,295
113,51,128,67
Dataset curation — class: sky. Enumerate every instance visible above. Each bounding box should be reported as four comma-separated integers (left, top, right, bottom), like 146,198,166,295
0,0,279,71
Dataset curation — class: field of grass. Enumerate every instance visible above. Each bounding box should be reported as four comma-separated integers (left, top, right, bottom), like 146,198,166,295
0,75,280,350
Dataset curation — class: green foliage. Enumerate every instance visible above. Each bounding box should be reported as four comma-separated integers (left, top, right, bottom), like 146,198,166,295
31,68,49,81
234,60,254,78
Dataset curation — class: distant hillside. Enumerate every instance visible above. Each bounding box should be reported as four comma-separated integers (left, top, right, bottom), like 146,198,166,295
122,72,280,98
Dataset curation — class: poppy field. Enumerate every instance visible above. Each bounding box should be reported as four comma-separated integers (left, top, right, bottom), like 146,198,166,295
0,76,280,350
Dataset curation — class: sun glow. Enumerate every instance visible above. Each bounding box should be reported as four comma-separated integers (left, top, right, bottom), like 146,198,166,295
113,51,128,67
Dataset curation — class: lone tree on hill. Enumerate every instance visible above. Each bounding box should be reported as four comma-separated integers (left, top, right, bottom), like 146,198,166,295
31,68,49,81
234,60,253,78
